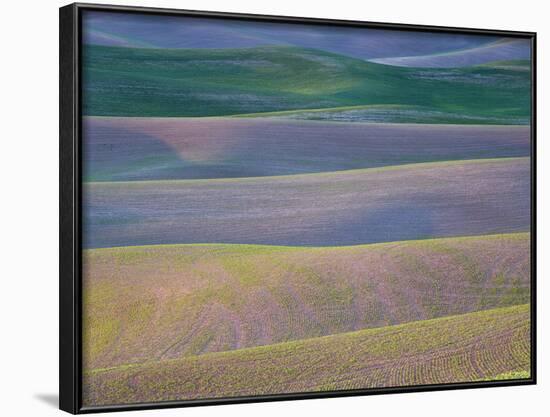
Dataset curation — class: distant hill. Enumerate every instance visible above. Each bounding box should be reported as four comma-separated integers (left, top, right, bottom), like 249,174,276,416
83,303,530,405
83,233,530,371
83,11,501,59
370,39,530,67
82,45,530,122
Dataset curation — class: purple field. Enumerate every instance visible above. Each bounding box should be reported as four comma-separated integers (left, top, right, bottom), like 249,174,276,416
84,157,530,248
83,11,504,60
84,117,530,181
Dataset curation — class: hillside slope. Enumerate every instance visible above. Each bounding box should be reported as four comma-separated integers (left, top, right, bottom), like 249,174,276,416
83,12,500,59
370,39,531,68
83,158,530,248
83,117,530,181
82,45,530,122
83,304,531,406
83,233,530,370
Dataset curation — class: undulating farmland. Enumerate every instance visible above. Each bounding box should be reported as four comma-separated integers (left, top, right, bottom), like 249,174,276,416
84,117,530,181
84,12,500,59
80,10,532,408
83,304,530,405
370,39,530,67
83,45,531,122
236,103,530,124
83,157,529,248
83,233,530,370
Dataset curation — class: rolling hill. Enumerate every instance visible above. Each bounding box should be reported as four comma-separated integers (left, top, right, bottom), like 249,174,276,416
83,117,530,181
82,45,530,122
83,11,503,59
371,38,531,68
370,39,531,68
79,11,533,409
83,157,530,248
83,232,530,370
480,59,531,71
83,304,530,406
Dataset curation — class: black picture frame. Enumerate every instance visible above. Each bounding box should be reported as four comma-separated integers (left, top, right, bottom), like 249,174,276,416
59,3,537,414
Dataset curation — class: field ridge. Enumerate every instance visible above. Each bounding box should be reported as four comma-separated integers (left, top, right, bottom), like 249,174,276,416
83,304,531,405
85,156,528,186
83,232,530,370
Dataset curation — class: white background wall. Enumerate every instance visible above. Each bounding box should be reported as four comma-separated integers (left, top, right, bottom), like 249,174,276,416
0,0,546,415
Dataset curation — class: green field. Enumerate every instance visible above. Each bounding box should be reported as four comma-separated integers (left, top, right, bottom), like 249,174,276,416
479,59,531,71
83,304,530,405
83,233,530,371
83,45,530,123
231,103,527,124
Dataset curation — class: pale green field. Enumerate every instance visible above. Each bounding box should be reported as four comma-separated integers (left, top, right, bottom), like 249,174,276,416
83,304,530,406
83,232,530,371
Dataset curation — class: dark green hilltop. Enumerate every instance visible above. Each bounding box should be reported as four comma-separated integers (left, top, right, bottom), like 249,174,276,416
83,45,530,124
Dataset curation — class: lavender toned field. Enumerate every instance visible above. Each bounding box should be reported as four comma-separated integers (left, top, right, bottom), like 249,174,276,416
83,12,501,59
370,39,530,67
83,304,530,405
80,11,532,407
83,117,530,181
82,233,529,371
83,157,529,249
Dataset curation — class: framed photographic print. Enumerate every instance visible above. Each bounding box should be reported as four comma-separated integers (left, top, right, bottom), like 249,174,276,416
59,2,536,413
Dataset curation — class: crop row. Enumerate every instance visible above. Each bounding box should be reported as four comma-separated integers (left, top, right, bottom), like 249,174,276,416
82,233,530,370
83,304,531,406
